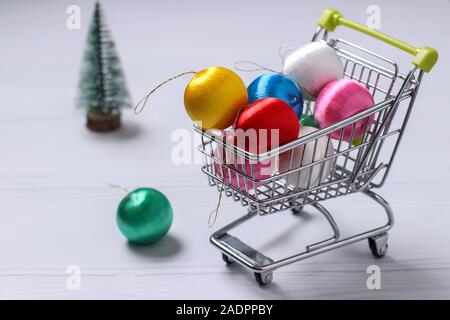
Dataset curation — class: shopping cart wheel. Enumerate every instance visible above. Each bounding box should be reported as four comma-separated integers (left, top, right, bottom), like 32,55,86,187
254,272,273,286
222,253,234,265
292,207,303,215
368,233,389,258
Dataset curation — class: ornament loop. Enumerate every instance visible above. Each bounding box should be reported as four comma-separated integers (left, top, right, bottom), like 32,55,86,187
109,183,129,194
278,44,294,64
134,71,197,115
234,61,280,74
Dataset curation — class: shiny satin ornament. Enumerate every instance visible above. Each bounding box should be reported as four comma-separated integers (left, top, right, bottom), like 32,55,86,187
300,115,319,128
315,79,375,141
235,97,299,153
247,73,304,119
213,130,273,192
116,188,173,244
184,66,248,130
279,126,334,189
283,42,344,98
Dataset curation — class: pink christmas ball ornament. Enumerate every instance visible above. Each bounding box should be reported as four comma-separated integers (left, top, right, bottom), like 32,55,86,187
212,130,274,192
314,79,375,141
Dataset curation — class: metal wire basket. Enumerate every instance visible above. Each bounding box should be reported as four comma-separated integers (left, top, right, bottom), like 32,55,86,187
195,8,438,285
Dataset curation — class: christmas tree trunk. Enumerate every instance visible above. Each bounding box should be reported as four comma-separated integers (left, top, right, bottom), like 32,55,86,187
77,2,131,132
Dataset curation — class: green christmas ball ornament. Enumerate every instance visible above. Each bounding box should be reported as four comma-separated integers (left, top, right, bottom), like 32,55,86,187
300,115,319,128
116,188,173,245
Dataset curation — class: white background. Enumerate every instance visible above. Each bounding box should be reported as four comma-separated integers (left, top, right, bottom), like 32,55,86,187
0,0,449,299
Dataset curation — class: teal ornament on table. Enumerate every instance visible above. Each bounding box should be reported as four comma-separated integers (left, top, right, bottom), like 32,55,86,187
247,73,304,119
116,188,173,245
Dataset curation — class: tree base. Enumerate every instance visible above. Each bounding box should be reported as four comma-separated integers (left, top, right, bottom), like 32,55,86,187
86,113,121,132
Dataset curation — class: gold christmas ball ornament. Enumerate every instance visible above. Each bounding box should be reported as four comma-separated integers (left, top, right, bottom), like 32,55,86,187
184,66,248,130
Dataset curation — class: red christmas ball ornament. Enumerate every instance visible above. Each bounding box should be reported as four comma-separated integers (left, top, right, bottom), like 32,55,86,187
235,98,300,153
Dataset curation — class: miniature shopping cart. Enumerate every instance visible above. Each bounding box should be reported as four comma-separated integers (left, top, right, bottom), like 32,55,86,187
194,8,438,285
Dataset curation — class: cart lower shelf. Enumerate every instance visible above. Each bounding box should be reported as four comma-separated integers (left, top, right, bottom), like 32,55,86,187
210,189,393,285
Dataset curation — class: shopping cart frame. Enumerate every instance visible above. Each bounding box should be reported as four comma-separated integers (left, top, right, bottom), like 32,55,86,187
195,9,438,285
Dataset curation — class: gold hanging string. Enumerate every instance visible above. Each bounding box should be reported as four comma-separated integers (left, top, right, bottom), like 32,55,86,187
134,71,197,115
208,128,234,228
206,107,249,228
208,186,224,228
109,183,129,194
234,60,280,74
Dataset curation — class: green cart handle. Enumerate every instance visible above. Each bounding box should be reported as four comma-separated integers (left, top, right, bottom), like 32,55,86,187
317,8,438,72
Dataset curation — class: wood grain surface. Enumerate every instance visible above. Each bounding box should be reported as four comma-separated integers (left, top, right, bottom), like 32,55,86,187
0,0,449,299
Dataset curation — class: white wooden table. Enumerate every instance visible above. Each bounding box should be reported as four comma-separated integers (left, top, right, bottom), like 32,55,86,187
1,0,449,299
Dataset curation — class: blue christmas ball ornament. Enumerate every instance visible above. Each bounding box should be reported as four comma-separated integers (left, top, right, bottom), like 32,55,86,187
247,73,304,119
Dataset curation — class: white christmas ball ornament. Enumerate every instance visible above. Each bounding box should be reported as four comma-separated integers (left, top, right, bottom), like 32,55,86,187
279,126,334,189
283,42,344,98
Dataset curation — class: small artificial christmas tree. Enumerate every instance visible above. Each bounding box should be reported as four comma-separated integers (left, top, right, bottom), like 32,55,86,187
77,2,131,132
